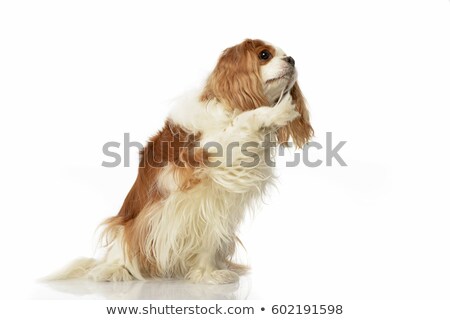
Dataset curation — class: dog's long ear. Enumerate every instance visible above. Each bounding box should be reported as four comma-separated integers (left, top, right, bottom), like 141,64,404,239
200,39,269,111
277,82,313,148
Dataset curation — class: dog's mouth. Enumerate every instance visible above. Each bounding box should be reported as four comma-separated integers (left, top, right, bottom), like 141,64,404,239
266,70,295,84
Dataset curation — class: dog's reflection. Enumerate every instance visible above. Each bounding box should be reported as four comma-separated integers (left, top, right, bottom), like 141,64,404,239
42,276,251,300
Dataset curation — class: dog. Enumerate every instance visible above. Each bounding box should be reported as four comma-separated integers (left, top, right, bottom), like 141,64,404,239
50,39,313,284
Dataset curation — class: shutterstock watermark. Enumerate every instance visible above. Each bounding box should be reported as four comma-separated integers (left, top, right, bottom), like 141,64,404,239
102,132,347,168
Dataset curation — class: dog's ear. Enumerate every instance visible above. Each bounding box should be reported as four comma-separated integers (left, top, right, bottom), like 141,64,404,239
277,82,313,148
200,39,269,111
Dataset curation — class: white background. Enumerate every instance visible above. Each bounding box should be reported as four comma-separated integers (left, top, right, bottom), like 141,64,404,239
1,0,449,318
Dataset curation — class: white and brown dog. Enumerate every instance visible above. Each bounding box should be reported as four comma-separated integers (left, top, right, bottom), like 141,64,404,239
51,39,313,284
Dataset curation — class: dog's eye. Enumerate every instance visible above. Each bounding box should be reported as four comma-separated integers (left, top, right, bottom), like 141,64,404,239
258,50,272,61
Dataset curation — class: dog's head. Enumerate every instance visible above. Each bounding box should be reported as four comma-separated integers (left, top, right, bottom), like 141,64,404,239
201,39,313,148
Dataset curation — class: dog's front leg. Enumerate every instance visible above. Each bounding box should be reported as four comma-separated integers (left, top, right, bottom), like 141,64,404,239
186,247,240,284
206,94,300,193
231,93,299,134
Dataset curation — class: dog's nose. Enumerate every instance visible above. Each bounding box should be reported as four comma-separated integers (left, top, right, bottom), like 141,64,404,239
284,56,295,66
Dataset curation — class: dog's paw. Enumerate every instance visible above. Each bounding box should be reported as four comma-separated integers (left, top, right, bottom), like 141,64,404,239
277,93,294,111
186,269,205,283
271,94,300,127
88,263,134,282
209,270,239,284
186,269,239,284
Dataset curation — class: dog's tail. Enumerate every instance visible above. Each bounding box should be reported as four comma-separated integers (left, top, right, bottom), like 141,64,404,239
44,257,98,281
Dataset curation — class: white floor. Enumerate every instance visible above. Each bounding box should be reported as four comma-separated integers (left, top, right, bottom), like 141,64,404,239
30,276,253,300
